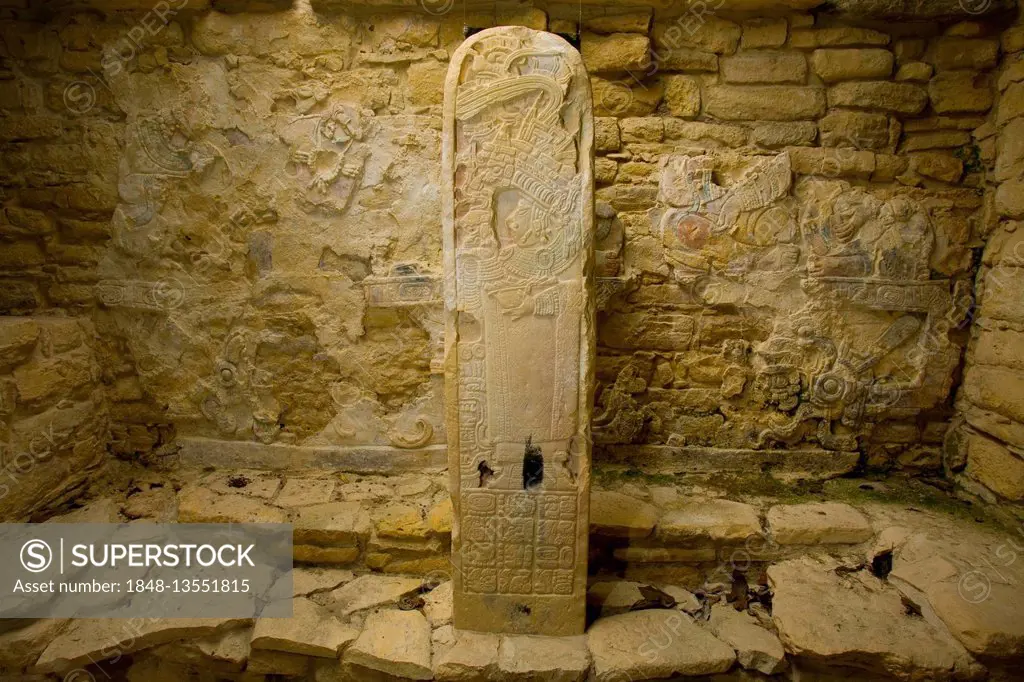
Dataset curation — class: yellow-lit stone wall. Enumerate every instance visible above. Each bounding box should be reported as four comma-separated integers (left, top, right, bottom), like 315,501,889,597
950,8,1024,505
0,0,1013,478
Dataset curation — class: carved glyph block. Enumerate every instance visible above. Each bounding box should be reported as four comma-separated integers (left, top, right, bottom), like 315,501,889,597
442,27,595,636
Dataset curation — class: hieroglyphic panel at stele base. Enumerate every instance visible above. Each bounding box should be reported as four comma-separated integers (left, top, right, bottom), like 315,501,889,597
442,26,595,636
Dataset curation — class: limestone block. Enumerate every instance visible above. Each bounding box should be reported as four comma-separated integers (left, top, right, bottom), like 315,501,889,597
150,627,251,672
588,610,735,679
595,158,618,184
1003,25,1024,53
964,430,1024,501
819,110,893,150
291,568,354,597
444,27,594,636
751,121,817,148
0,317,38,369
662,75,701,117
590,490,659,538
828,81,927,114
996,118,1024,182
292,501,371,547
925,37,999,71
705,603,787,674
612,546,716,562
426,496,453,534
581,33,651,72
653,47,718,72
996,178,1024,218
657,499,761,544
423,580,453,627
434,630,499,681
789,27,890,48
741,18,787,49
769,557,981,680
584,11,652,35
929,72,994,114
0,619,69,670
34,618,248,673
909,151,964,183
330,574,425,617
595,117,621,152
788,146,876,178
705,85,826,120
924,581,1024,657
665,120,748,147
177,485,287,525
766,502,873,544
653,16,741,55
619,117,664,143
895,38,926,63
345,610,432,680
251,598,357,658
721,51,807,84
247,649,309,676
374,503,431,539
293,545,360,565
811,48,893,82
276,478,336,508
592,76,663,117
895,61,933,82
496,635,589,682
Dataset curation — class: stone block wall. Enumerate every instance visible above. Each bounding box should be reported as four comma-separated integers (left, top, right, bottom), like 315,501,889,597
950,10,1024,507
0,0,1015,477
0,316,109,520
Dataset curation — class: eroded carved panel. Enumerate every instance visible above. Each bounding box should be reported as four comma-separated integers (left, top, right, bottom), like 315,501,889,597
443,27,594,636
613,151,972,457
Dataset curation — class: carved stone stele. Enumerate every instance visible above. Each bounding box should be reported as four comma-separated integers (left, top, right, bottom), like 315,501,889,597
442,27,595,636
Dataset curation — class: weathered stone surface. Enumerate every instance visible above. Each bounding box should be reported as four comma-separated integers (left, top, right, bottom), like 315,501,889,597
653,17,742,55
662,75,701,118
444,27,593,637
346,610,432,680
0,317,39,369
177,485,287,525
294,545,361,564
705,603,787,675
497,634,589,682
654,47,719,72
767,502,873,545
741,18,788,49
827,0,1013,19
423,580,454,627
584,11,652,35
721,51,807,84
925,38,999,71
664,120,748,146
657,499,761,544
434,631,499,681
150,627,251,672
0,619,70,670
789,27,890,48
909,151,964,183
705,86,826,120
819,110,893,150
592,77,663,117
752,121,818,148
586,580,665,616
769,557,980,680
925,582,1024,657
929,72,994,114
276,478,336,508
582,33,651,73
895,61,933,82
35,618,248,673
963,430,1024,500
251,597,357,658
293,501,371,547
595,117,621,152
247,649,310,676
588,610,735,679
811,48,894,82
828,82,928,114
331,574,424,617
788,146,876,177
590,490,659,538
408,60,448,107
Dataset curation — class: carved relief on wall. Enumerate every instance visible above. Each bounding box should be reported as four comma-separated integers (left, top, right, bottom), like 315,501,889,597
443,27,593,636
633,151,971,454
